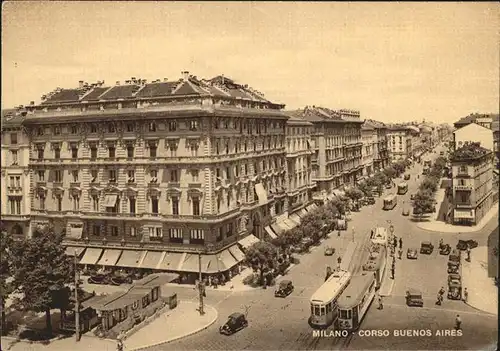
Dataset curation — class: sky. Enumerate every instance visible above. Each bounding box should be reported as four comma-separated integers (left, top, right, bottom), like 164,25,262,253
2,2,499,124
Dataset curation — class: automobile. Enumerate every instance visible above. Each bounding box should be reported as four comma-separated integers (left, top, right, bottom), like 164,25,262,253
449,249,461,263
406,248,418,259
87,272,111,285
402,208,409,216
405,289,424,307
439,244,451,255
457,239,478,251
324,246,335,256
420,241,434,254
274,280,294,298
337,219,347,230
447,281,462,300
301,237,314,247
110,272,134,286
385,184,392,189
447,273,461,285
366,197,376,205
219,312,248,335
447,261,460,274
410,194,416,201
404,174,410,180
351,202,360,212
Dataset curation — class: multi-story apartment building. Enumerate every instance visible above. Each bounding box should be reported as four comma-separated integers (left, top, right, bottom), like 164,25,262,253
406,125,423,159
450,142,495,226
453,123,494,152
364,119,390,171
285,116,315,214
454,113,498,130
22,72,289,280
289,106,363,200
387,125,412,162
1,109,31,238
361,122,376,177
493,118,499,168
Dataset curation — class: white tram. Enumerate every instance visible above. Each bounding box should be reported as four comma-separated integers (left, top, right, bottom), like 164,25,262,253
337,272,377,331
371,227,388,247
309,270,352,328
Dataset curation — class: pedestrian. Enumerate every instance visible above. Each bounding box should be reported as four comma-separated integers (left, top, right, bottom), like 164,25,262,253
399,238,403,249
393,237,397,248
117,339,124,351
466,246,471,262
378,296,384,310
370,229,374,239
455,314,462,330
463,288,468,303
398,248,403,259
213,276,219,289
391,267,395,279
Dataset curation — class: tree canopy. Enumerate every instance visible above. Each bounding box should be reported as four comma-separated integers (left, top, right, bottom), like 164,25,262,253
345,188,364,201
245,241,278,285
1,230,15,335
413,190,435,216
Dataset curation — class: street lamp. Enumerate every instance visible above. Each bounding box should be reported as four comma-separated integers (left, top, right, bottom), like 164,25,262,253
352,227,355,243
74,249,81,342
197,243,214,316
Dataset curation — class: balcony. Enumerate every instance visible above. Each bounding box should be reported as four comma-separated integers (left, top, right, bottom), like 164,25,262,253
88,182,100,188
167,182,181,188
36,181,47,187
454,184,473,191
70,182,81,188
7,186,22,193
188,183,202,189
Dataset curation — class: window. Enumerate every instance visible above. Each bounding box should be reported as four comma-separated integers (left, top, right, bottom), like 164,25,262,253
54,147,61,159
227,193,231,208
235,141,240,153
71,125,78,134
169,121,177,131
90,124,98,133
10,133,18,145
170,169,178,182
152,287,159,302
149,142,157,158
128,170,135,183
92,195,99,211
149,122,157,132
189,120,198,131
37,127,44,136
8,197,22,215
108,124,115,133
90,170,98,183
38,170,45,181
126,123,135,132
169,228,183,242
109,170,117,183
129,197,136,214
92,225,101,236
226,166,231,179
190,229,204,243
90,146,97,159
54,126,61,135
127,146,134,158
151,197,159,214
225,141,229,154
142,295,150,308
108,146,116,158
71,170,78,182
71,146,78,159
72,196,80,211
191,170,199,182
192,197,200,216
111,226,119,236
130,227,137,237
9,150,18,165
149,227,163,238
172,196,179,215
39,195,46,210
54,170,62,182
37,147,44,160
56,195,62,211
190,143,198,156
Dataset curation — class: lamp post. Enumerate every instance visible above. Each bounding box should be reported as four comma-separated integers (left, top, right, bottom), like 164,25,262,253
352,227,355,243
197,243,214,316
74,249,81,342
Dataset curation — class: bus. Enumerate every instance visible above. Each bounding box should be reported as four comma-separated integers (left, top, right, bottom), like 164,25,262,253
309,270,352,328
337,272,377,331
362,244,387,289
383,195,397,210
397,182,408,195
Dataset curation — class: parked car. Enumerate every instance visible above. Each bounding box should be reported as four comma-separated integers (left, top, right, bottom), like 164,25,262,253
407,248,418,259
447,280,462,300
219,313,248,335
410,194,416,201
87,272,111,285
404,174,410,180
449,249,461,263
274,280,294,298
337,219,347,230
447,261,460,274
447,273,461,285
420,241,434,254
110,272,133,286
439,244,451,255
324,246,335,256
457,239,478,251
402,208,409,216
385,184,392,189
406,289,424,307
366,197,376,205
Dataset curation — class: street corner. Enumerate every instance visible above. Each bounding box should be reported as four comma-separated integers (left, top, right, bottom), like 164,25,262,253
124,301,219,350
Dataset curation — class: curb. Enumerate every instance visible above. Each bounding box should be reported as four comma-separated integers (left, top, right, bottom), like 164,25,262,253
462,300,498,316
379,279,394,297
129,304,218,351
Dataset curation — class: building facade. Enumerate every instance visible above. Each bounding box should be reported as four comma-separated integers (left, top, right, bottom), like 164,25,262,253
361,122,376,177
452,123,494,152
387,126,412,162
450,143,495,225
366,120,390,171
1,109,31,238
285,117,315,215
22,73,289,277
454,113,498,130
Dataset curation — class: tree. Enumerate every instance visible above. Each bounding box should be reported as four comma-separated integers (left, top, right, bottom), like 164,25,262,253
0,230,15,335
357,182,372,197
413,190,435,218
383,166,396,179
420,177,438,193
244,241,278,286
10,227,74,335
345,188,364,202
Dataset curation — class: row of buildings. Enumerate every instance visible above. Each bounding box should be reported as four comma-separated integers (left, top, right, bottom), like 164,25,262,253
1,72,450,278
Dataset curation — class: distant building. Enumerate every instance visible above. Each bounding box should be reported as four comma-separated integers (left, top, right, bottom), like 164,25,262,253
387,125,413,162
1,108,31,238
361,121,376,177
454,113,498,130
453,123,494,152
450,143,496,226
364,119,390,171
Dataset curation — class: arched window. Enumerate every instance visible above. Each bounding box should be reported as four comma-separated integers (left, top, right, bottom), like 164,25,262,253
11,224,23,235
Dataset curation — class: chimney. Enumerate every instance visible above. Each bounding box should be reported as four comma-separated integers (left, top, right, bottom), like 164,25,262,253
221,74,224,84
116,81,120,85
181,71,189,81
164,78,168,82
30,101,35,106
79,80,84,88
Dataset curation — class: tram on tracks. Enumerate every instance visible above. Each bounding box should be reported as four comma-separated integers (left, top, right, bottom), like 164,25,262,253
337,272,377,331
309,270,352,329
362,243,387,289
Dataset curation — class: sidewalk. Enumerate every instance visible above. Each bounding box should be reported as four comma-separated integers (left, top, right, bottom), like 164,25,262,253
378,260,394,297
461,246,497,315
416,205,498,233
0,334,117,351
124,301,218,350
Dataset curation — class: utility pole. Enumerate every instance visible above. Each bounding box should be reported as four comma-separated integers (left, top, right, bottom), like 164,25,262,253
198,251,205,316
352,228,355,243
74,250,80,342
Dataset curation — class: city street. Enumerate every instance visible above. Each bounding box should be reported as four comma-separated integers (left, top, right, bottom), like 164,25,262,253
144,144,497,351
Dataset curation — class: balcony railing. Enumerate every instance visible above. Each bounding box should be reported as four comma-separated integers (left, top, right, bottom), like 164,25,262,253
454,185,473,191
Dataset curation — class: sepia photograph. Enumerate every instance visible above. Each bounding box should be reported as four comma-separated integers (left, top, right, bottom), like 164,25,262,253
1,2,498,350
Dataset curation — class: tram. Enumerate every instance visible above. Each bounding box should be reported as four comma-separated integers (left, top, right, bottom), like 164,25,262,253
337,272,377,331
397,182,408,195
362,244,387,289
371,227,388,247
383,194,398,210
309,270,352,328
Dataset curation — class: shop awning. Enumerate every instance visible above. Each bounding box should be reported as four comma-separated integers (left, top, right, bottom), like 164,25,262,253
284,219,298,230
116,250,146,268
299,208,309,218
140,251,164,269
103,194,118,208
254,183,268,205
276,220,292,232
454,209,474,219
96,249,122,266
204,254,226,273
238,234,260,249
333,190,345,198
264,226,277,239
289,214,301,224
157,252,184,271
65,246,85,257
66,227,83,240
306,204,316,212
228,245,246,262
327,194,336,201
79,248,103,265
270,223,284,236
218,249,239,268
179,254,200,272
